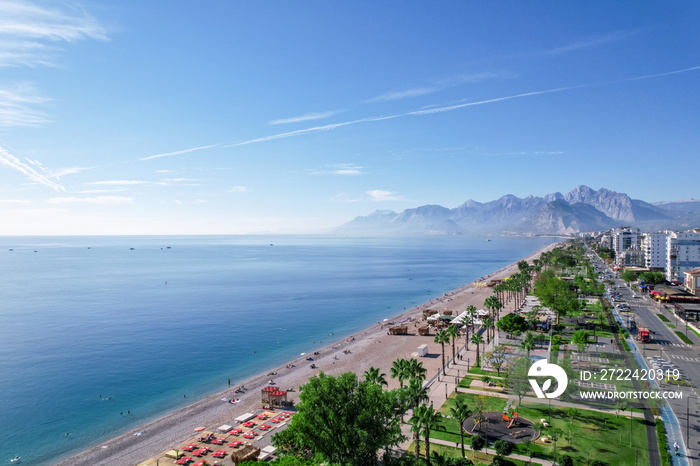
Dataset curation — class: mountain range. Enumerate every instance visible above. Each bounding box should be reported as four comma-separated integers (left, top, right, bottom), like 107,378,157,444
334,186,700,236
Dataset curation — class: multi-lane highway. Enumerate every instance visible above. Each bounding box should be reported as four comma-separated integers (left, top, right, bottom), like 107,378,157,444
590,251,700,465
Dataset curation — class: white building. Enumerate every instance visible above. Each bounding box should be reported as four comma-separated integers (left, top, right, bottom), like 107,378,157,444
666,229,700,283
643,231,669,270
612,227,641,267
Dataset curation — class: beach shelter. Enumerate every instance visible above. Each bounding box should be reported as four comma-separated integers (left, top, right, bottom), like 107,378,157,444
218,424,232,432
452,311,469,325
231,445,261,464
261,386,288,407
234,412,256,423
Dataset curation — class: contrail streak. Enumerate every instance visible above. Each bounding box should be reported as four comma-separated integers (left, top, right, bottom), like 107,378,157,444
0,146,65,192
140,65,700,161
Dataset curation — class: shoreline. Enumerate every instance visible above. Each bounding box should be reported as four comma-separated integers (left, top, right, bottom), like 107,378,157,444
57,241,562,466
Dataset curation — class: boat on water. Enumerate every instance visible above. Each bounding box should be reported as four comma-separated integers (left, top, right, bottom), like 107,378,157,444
10,456,20,463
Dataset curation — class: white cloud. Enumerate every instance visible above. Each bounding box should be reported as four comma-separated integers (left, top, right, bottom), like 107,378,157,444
366,72,503,103
228,186,248,193
0,1,107,52
0,1,107,129
366,190,402,202
544,30,638,56
0,146,65,191
366,87,437,103
0,83,50,127
269,110,340,125
311,164,365,176
47,196,133,205
46,166,94,178
87,180,151,186
77,188,128,194
0,198,30,205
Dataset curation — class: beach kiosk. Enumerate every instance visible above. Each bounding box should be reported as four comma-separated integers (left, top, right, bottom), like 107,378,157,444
231,445,261,465
261,386,288,408
417,344,428,357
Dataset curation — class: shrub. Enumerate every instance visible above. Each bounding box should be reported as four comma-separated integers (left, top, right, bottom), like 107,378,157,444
656,418,673,466
471,435,485,452
494,440,514,457
560,455,574,466
552,344,560,352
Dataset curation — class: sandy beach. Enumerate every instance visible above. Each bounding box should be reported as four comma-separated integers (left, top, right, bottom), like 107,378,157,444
57,240,561,466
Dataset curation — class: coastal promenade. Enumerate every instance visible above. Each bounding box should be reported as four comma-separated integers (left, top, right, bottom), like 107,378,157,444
58,241,561,466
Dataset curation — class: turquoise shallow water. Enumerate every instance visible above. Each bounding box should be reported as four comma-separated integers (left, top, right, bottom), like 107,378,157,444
0,235,556,464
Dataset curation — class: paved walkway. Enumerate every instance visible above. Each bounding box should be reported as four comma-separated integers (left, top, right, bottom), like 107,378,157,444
429,437,553,465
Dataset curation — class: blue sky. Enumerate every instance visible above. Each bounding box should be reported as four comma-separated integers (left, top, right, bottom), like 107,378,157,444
1,1,699,235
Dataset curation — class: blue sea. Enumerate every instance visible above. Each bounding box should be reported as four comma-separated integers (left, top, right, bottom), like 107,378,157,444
0,235,557,464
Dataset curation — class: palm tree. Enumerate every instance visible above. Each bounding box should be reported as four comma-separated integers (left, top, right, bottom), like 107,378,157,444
484,295,503,321
471,332,484,367
415,404,444,465
520,331,536,358
434,330,450,375
363,366,388,387
464,305,477,351
406,357,427,381
449,398,472,458
405,376,429,409
446,324,460,363
409,406,424,460
402,376,429,428
482,316,493,344
390,358,410,388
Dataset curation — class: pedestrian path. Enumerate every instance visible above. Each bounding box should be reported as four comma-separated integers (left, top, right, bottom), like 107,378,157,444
429,437,554,465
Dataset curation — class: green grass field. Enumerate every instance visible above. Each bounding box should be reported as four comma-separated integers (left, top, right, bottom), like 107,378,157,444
430,392,651,465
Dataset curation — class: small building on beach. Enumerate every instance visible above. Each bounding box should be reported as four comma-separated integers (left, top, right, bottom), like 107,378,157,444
261,386,288,408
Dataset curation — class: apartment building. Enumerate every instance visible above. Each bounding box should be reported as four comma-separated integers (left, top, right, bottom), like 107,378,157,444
643,231,669,270
666,229,700,283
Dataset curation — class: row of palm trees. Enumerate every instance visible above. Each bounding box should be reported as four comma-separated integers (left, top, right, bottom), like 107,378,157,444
364,358,485,464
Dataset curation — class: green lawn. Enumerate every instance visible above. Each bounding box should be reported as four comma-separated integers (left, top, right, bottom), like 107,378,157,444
657,313,670,322
429,392,652,465
513,402,651,466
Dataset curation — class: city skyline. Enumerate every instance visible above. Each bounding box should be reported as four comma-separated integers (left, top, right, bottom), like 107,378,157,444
1,1,699,235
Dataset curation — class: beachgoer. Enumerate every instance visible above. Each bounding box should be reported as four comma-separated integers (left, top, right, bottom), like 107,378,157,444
228,379,230,387
674,442,679,455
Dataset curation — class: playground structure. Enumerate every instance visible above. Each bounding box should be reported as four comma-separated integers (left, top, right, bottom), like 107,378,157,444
462,411,538,444
502,411,518,429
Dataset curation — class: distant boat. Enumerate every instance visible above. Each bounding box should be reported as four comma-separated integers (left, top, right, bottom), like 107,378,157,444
166,246,171,249
10,457,20,463
486,239,492,242
9,249,12,251
130,248,135,250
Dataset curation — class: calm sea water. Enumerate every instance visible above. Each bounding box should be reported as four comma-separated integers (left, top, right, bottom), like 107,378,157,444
0,235,556,464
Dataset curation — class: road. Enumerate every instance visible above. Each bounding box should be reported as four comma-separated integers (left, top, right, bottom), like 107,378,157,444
592,252,700,465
